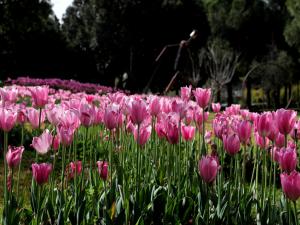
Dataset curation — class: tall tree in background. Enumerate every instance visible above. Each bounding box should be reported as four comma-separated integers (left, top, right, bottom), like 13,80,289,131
0,0,72,78
62,0,209,91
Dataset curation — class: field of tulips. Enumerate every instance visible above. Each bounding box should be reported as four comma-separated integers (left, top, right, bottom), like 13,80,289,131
0,83,300,224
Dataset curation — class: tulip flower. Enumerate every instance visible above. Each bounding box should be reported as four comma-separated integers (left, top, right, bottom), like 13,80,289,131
130,98,149,125
181,124,196,141
31,129,53,154
97,161,108,181
280,147,297,173
254,132,270,149
198,155,219,183
0,109,17,132
211,103,221,113
280,171,300,201
79,102,96,127
29,86,49,108
67,161,82,179
6,146,24,168
180,85,192,102
134,125,151,146
0,87,18,104
52,135,60,151
27,107,45,129
275,133,285,148
32,163,52,185
237,120,252,144
257,112,273,137
57,124,75,147
148,96,161,117
290,120,300,140
275,109,297,135
223,134,240,155
103,104,120,130
193,88,211,109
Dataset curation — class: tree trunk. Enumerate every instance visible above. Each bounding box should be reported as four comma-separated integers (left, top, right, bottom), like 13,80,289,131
283,85,287,106
216,88,221,103
227,82,233,106
274,87,280,109
246,81,252,110
266,90,271,108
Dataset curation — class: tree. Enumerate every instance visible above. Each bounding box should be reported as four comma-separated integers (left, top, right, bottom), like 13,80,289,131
204,38,239,102
0,0,71,79
62,0,209,91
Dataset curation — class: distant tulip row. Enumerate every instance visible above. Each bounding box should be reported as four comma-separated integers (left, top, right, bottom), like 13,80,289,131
0,83,299,224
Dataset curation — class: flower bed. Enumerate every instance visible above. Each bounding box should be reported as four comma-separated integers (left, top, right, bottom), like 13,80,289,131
0,84,299,224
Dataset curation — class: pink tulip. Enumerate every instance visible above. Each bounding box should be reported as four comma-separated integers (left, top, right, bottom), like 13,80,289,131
130,98,149,125
193,88,211,109
270,146,282,163
205,130,212,144
97,161,108,181
180,85,192,102
165,114,179,144
46,105,63,126
0,87,18,104
290,120,300,140
67,161,82,179
29,86,49,108
257,112,273,137
185,108,194,125
225,104,240,115
171,99,187,119
32,129,53,154
52,135,60,151
223,134,240,155
280,147,297,173
198,155,219,183
57,124,75,146
6,146,24,168
155,120,166,139
79,102,96,127
267,122,278,142
27,107,45,129
134,125,151,146
32,163,52,185
85,95,94,104
280,171,300,201
103,104,120,130
148,96,161,117
275,109,297,135
194,107,209,130
254,132,270,149
274,133,285,148
240,109,250,119
237,120,252,144
0,109,17,132
212,115,228,139
181,124,196,141
17,108,27,124
211,103,221,113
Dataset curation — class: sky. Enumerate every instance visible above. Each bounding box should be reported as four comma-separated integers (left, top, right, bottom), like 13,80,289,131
51,0,73,22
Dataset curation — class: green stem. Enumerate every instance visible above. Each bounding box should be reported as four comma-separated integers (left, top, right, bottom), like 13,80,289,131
16,126,24,201
38,108,42,131
294,201,298,225
3,132,8,224
202,109,205,156
288,198,291,225
103,180,108,223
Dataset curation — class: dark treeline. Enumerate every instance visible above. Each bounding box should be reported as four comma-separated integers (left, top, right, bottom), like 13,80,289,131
0,0,300,107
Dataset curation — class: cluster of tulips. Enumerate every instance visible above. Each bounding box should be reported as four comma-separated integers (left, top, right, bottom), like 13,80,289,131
0,83,299,224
